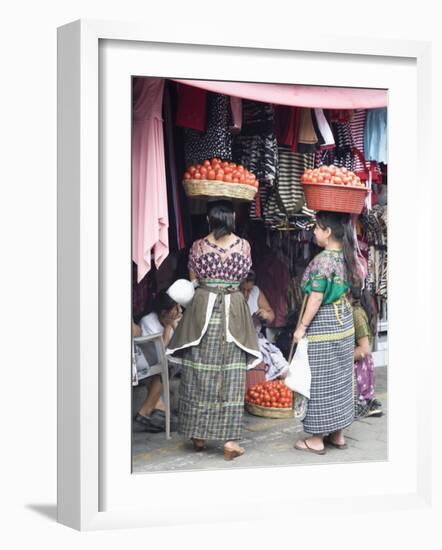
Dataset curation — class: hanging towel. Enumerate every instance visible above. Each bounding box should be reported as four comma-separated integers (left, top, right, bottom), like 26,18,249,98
132,77,169,282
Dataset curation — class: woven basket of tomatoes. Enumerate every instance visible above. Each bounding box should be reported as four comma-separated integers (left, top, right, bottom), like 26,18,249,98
245,380,294,419
183,158,259,202
301,165,369,214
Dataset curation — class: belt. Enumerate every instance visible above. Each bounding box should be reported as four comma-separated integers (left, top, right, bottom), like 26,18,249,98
332,296,351,326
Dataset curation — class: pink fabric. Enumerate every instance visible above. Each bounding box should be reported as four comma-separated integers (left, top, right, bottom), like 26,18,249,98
230,96,242,132
132,77,169,283
173,79,387,109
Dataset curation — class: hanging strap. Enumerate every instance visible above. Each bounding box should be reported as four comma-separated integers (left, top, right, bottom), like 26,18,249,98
288,294,308,363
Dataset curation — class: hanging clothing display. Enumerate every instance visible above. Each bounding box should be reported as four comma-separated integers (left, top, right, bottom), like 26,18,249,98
132,77,169,283
230,96,242,133
364,107,388,164
330,119,354,170
175,82,207,132
313,108,335,150
274,105,301,151
184,92,233,166
360,205,388,299
164,83,186,250
297,108,318,153
232,100,279,220
266,147,315,219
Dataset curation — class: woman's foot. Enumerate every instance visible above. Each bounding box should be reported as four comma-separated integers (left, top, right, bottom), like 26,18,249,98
294,436,326,455
223,441,245,461
191,437,206,452
324,430,347,449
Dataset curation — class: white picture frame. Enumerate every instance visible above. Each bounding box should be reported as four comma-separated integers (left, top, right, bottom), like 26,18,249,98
57,19,433,531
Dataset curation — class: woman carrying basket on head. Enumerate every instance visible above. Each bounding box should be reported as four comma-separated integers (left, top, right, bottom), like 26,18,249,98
167,200,261,461
291,210,361,454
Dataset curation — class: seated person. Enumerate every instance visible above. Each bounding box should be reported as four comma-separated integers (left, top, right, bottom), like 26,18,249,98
133,279,194,432
240,271,288,381
240,270,275,329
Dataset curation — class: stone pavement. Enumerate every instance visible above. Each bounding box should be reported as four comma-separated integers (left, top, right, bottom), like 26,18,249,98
132,367,387,473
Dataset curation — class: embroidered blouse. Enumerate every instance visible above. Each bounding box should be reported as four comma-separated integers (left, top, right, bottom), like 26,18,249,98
188,237,252,282
302,249,349,304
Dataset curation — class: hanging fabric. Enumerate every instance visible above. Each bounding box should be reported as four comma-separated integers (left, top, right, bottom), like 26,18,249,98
184,92,233,166
132,77,169,283
232,99,279,220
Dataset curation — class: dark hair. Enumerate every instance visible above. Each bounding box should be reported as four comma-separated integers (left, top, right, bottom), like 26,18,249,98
152,290,177,316
352,285,378,336
207,200,235,240
315,210,360,292
245,270,256,283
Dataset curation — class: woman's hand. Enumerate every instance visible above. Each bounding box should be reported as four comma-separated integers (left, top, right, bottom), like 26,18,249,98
256,308,271,322
292,325,306,344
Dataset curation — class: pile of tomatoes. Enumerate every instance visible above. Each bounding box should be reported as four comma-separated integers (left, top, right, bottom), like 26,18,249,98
301,165,365,187
183,158,259,188
245,380,293,409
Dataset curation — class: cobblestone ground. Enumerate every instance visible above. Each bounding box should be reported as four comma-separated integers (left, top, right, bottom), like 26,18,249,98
132,367,387,473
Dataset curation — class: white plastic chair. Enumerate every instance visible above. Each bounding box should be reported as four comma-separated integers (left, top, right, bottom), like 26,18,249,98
133,332,171,439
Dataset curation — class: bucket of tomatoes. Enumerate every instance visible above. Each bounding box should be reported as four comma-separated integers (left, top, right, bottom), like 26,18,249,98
245,380,294,418
182,158,259,202
301,165,369,214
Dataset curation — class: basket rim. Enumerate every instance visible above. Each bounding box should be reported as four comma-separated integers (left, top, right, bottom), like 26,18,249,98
302,181,369,193
245,401,292,412
184,178,259,190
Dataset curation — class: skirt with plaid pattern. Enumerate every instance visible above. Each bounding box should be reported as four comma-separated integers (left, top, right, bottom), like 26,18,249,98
303,301,355,435
178,295,247,440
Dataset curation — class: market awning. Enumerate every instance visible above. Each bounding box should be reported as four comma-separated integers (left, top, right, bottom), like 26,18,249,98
173,79,387,109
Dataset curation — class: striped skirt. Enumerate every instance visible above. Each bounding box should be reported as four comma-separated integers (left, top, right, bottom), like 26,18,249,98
303,300,355,435
178,295,247,440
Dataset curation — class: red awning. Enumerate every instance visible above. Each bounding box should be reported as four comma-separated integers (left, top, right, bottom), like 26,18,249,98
173,79,387,109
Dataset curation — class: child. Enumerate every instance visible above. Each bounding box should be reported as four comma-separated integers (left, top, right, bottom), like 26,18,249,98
351,286,383,417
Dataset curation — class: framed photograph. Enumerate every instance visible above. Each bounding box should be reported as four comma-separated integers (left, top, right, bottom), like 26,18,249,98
57,19,432,530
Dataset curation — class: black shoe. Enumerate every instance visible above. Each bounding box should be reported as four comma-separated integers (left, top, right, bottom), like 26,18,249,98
133,413,164,433
366,399,383,417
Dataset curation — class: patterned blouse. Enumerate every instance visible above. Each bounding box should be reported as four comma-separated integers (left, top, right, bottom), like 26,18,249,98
188,237,252,282
302,249,349,304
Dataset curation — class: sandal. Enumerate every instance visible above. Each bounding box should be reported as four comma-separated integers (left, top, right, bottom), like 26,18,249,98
133,413,163,433
323,435,347,450
223,443,245,461
294,438,326,455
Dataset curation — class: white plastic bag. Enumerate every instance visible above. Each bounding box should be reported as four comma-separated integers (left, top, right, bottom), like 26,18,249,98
284,337,311,399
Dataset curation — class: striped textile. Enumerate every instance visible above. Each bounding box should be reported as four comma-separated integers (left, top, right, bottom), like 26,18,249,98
331,121,354,170
232,100,278,220
349,109,367,176
178,295,247,440
265,147,315,221
303,301,355,435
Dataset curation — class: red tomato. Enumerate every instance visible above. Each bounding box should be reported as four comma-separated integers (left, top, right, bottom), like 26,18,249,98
184,172,191,180
215,170,224,180
203,160,211,168
221,161,230,169
224,174,233,183
194,172,201,180
189,166,196,175
200,167,207,177
207,170,216,180
333,176,342,185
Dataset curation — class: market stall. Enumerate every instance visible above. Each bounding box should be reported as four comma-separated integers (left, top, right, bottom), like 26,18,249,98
131,77,388,419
